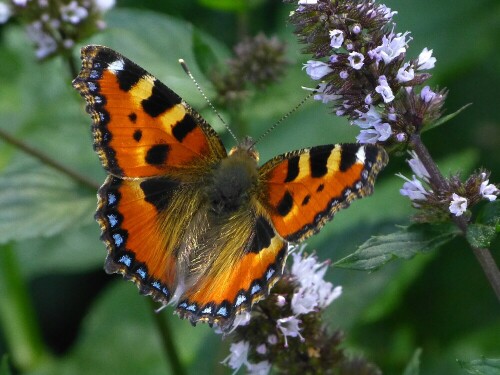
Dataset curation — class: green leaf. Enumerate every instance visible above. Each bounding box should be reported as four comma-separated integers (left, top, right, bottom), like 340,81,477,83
466,223,497,248
403,348,422,375
1,356,12,375
192,28,219,78
458,357,500,375
476,201,500,228
29,283,216,375
0,158,95,244
198,0,265,12
334,223,459,271
424,103,472,132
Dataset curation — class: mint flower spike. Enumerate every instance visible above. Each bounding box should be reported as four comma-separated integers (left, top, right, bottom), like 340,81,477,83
288,0,447,144
7,0,115,60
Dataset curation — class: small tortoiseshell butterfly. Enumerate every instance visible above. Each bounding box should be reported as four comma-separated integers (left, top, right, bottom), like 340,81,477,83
72,45,388,331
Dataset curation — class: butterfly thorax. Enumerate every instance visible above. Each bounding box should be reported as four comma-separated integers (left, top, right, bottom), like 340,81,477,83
208,138,259,215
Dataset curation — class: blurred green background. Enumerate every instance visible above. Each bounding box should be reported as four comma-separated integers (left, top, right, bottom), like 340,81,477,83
0,0,498,374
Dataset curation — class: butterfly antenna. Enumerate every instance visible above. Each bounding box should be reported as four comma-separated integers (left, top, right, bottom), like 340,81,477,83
179,59,238,143
252,91,315,148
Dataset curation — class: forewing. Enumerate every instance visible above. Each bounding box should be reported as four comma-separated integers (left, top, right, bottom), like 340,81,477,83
72,45,226,179
259,143,388,243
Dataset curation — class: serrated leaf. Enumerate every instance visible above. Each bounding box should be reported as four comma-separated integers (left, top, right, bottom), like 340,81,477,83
198,0,265,12
0,159,95,244
466,224,497,248
458,357,500,375
424,103,472,132
403,349,422,375
334,224,459,271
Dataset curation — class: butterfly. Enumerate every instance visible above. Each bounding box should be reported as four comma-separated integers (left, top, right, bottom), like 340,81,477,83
72,45,388,331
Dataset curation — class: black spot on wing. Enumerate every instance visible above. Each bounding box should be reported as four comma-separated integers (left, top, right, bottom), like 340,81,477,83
277,191,293,217
284,155,300,183
248,216,275,253
133,129,142,142
128,112,137,123
145,144,170,166
172,115,197,142
316,184,324,192
141,80,181,117
339,143,360,172
302,194,310,206
140,177,180,212
310,145,334,178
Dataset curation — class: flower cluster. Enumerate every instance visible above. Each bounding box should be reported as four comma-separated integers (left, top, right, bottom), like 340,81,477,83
222,246,379,374
287,0,445,144
210,33,289,108
0,0,115,60
397,152,499,221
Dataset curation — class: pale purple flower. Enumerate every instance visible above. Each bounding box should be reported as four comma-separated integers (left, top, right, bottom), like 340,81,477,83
480,179,498,201
420,86,436,103
339,70,348,79
247,361,271,375
407,150,430,181
370,32,409,64
276,295,287,307
291,287,318,315
256,344,267,355
417,47,436,70
276,316,304,347
267,334,278,345
377,4,397,20
397,174,429,201
309,83,340,104
375,75,395,103
396,133,406,142
0,2,11,24
356,122,392,143
364,94,373,105
222,341,250,373
348,51,365,70
397,62,415,83
352,24,362,34
13,0,28,6
352,105,382,128
93,0,115,12
60,1,88,24
329,29,344,49
298,0,317,4
303,60,333,80
26,21,57,59
449,193,467,216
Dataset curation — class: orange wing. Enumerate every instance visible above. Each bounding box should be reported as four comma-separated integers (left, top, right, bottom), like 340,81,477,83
259,143,388,242
73,45,226,307
73,45,226,179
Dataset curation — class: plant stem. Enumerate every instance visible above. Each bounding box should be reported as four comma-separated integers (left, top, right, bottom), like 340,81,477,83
148,301,187,375
0,245,49,371
410,133,500,301
0,128,99,191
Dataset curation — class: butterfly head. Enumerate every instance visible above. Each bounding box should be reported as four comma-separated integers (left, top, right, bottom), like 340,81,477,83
229,136,259,163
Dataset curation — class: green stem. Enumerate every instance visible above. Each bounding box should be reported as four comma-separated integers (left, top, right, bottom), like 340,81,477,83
0,128,99,191
0,245,49,371
148,301,187,375
410,133,500,301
